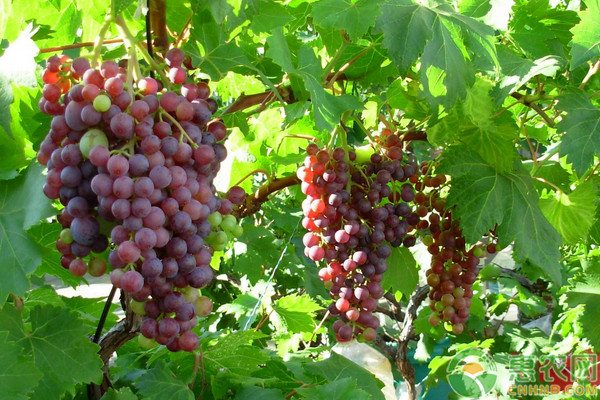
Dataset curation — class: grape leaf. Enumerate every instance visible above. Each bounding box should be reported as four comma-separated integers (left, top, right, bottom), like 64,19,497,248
556,89,600,176
0,305,103,400
569,0,600,69
100,387,139,400
374,0,433,73
540,181,597,245
509,0,578,59
307,352,385,400
272,294,322,334
457,0,491,17
0,163,54,305
135,361,193,400
266,30,362,132
0,331,42,400
437,146,562,284
203,331,269,376
29,222,86,288
565,271,600,350
381,246,418,301
311,0,382,41
250,1,294,33
235,386,285,400
112,0,134,14
296,377,370,400
375,0,495,106
492,46,562,104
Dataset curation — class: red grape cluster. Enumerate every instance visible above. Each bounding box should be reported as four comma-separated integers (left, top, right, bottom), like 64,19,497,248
298,134,422,342
415,163,497,334
36,50,231,352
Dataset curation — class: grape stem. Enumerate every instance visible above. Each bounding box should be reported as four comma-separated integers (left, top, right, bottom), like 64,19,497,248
232,169,271,187
91,15,115,67
40,38,124,54
159,109,199,148
510,92,556,128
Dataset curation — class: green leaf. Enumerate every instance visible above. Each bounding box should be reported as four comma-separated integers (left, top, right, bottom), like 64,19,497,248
381,246,418,301
0,305,103,400
509,0,579,59
569,0,600,69
0,331,42,400
556,89,600,176
266,31,362,132
375,0,495,106
135,361,193,400
437,146,562,284
100,387,139,400
0,24,39,138
235,386,285,400
272,294,322,333
457,0,491,17
540,181,597,244
523,161,571,193
375,0,433,73
217,293,260,329
203,331,269,376
307,353,385,400
112,0,134,14
250,1,294,33
492,46,562,105
29,222,86,288
296,377,370,400
0,163,54,305
565,271,600,349
311,0,382,41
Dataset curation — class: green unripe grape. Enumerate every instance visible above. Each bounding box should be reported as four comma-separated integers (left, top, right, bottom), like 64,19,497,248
130,300,146,315
87,257,107,277
354,144,375,163
138,335,157,350
214,231,228,245
79,129,109,158
472,246,485,258
212,243,226,252
93,94,111,112
232,224,244,238
195,295,213,317
422,235,434,246
205,231,217,244
435,301,445,312
182,287,200,303
207,212,223,227
220,214,237,233
60,228,73,244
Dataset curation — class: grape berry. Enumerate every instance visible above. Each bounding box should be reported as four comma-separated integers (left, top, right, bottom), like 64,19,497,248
37,51,231,352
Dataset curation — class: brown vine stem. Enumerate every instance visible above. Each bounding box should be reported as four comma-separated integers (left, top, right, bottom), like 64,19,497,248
149,0,168,49
521,121,538,165
532,176,563,193
232,174,301,219
326,43,374,89
584,162,600,183
173,12,193,48
510,92,556,128
233,169,271,187
396,285,429,400
579,60,600,89
40,38,124,53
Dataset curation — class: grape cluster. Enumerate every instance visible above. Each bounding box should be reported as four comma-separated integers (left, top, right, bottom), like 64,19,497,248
415,163,497,334
298,134,422,342
36,50,231,352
